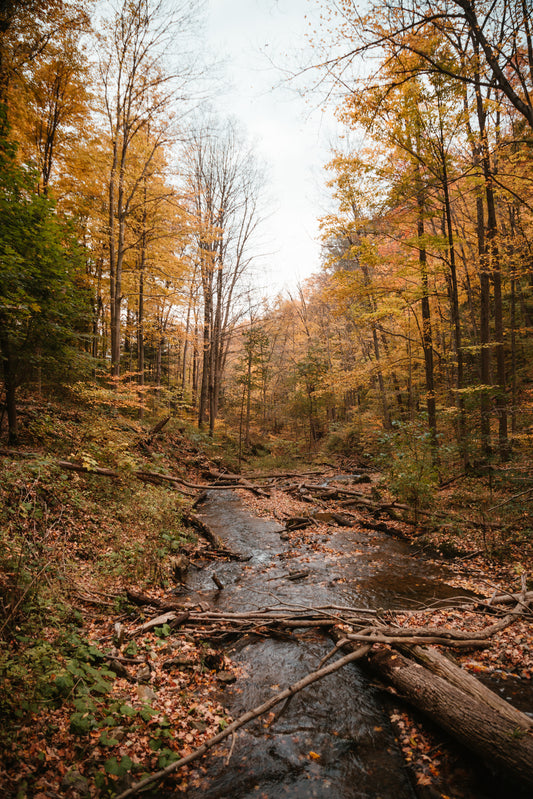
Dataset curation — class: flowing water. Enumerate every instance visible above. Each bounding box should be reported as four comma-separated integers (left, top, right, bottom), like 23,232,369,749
162,489,528,799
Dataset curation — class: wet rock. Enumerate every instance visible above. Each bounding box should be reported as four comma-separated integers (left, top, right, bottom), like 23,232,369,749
217,670,237,684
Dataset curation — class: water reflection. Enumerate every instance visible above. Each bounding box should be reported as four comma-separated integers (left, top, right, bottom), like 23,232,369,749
162,490,505,799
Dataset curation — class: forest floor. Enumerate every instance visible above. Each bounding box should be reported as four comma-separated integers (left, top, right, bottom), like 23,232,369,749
1,393,532,798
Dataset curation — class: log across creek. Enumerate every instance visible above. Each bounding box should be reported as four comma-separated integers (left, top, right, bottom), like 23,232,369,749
117,488,533,799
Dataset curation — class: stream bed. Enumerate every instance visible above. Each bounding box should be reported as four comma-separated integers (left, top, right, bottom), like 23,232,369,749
166,490,528,799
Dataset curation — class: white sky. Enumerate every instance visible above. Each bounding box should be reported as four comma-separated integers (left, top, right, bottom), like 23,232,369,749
205,0,342,296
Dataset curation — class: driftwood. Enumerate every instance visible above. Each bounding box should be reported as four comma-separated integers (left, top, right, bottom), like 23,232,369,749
284,516,315,531
283,511,357,530
124,597,528,647
125,589,153,606
113,644,372,799
205,468,271,497
115,593,533,794
211,573,224,590
116,587,532,794
240,468,333,480
488,589,533,608
129,610,190,637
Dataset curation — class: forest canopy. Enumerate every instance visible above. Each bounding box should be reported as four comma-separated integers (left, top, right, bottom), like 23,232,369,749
1,0,533,472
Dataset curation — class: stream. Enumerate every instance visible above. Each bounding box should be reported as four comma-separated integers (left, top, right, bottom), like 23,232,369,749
167,489,528,799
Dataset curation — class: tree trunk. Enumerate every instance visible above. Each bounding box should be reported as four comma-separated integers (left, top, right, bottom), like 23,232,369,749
416,173,438,453
441,151,466,459
366,647,533,790
474,55,508,461
198,265,212,429
0,318,18,444
405,645,531,731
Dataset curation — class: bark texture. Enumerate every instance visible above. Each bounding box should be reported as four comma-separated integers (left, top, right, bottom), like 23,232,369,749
367,647,533,790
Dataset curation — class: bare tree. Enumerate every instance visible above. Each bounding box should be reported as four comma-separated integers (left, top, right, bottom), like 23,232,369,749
183,119,265,435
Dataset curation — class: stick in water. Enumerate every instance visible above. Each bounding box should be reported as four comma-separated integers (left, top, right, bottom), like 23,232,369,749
114,644,371,799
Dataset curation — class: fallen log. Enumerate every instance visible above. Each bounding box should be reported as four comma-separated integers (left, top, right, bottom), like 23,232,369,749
0,450,199,497
206,469,270,497
347,632,488,648
125,589,158,606
211,573,224,590
405,645,532,731
285,516,314,531
0,450,262,500
129,611,190,637
240,468,333,480
366,646,533,791
133,470,196,495
147,415,171,438
182,511,227,551
287,570,310,581
487,589,533,607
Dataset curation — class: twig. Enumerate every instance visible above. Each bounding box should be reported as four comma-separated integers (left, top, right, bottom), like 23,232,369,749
225,732,236,766
488,487,533,511
318,638,350,668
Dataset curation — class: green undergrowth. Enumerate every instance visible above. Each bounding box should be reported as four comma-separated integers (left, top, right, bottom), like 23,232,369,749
0,620,185,796
0,395,208,749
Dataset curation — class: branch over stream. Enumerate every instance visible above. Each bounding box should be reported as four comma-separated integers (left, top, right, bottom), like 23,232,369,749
113,586,533,795
114,645,372,799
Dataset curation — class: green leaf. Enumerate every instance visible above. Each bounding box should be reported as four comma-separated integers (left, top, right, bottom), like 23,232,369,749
99,730,120,747
139,704,158,721
104,755,133,777
124,641,138,657
157,749,179,768
70,712,96,735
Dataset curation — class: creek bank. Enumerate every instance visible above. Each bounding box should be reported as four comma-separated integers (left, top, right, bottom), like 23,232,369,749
3,434,531,799
167,487,533,799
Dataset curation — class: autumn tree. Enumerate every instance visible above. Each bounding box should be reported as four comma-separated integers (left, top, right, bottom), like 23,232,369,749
13,26,91,195
0,146,88,442
0,1,90,139
305,0,533,462
97,0,205,377
0,1,92,440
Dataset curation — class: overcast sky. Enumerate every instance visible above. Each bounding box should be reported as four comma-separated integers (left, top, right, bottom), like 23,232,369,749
205,0,342,296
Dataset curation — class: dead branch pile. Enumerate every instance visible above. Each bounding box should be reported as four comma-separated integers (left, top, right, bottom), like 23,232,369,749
114,584,533,798
121,585,532,649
